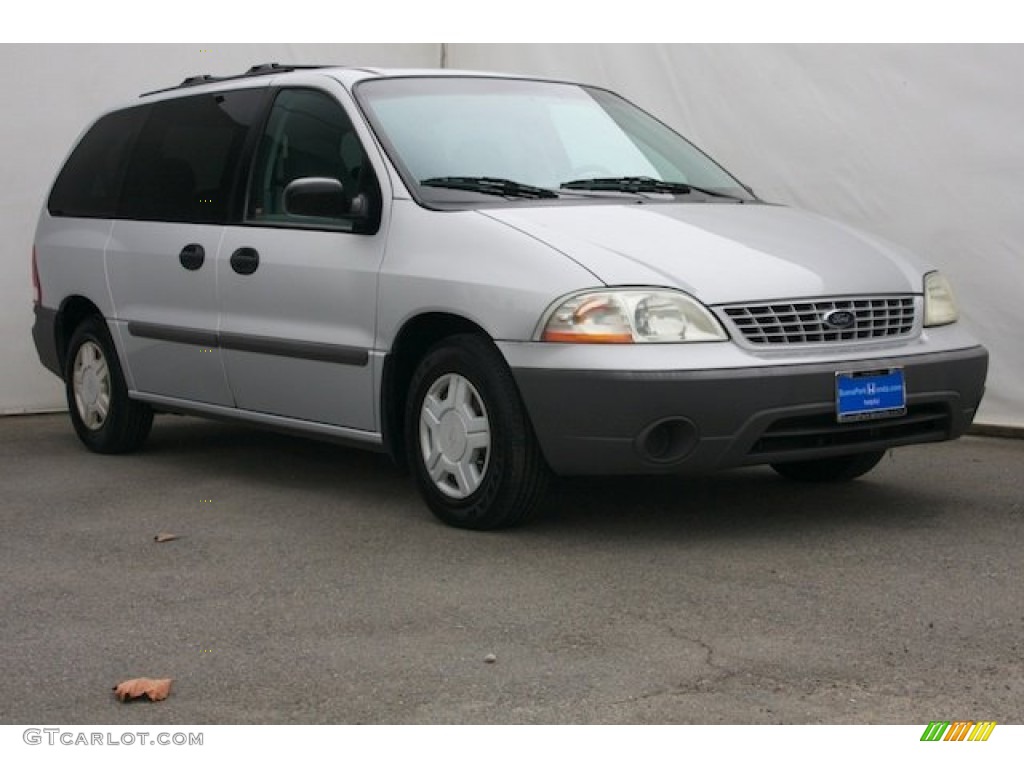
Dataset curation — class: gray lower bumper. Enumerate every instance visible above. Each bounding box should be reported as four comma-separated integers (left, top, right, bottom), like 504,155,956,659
512,346,989,476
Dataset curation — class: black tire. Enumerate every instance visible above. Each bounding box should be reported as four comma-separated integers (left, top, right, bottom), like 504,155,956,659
771,450,886,482
65,315,153,454
405,334,549,530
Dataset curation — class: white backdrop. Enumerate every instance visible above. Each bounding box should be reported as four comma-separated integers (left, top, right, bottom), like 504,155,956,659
2,44,1021,428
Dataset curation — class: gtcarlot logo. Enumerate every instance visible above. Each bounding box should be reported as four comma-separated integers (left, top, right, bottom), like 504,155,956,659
23,728,203,747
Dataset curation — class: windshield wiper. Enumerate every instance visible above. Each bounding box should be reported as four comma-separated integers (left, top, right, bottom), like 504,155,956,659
560,176,744,200
420,176,559,199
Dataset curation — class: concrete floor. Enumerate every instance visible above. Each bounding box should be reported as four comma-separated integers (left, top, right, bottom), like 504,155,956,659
1,413,1022,724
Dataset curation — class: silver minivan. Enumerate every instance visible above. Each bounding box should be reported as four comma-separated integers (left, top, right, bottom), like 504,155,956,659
32,63,989,529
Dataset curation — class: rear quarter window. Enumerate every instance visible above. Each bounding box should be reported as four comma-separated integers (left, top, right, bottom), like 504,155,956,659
48,107,146,218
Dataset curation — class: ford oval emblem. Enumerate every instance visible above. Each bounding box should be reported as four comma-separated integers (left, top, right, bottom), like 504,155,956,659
823,309,856,330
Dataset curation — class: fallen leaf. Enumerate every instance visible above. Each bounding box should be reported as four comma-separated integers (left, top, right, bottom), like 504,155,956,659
113,677,173,702
153,532,178,543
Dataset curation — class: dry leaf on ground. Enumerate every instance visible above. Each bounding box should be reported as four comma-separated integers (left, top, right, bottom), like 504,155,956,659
153,532,178,543
113,677,173,702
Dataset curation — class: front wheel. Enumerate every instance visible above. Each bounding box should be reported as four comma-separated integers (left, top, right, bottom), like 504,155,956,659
771,450,886,482
405,335,549,530
65,316,153,454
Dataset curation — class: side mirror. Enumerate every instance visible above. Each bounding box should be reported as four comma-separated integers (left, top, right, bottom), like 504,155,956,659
283,177,348,218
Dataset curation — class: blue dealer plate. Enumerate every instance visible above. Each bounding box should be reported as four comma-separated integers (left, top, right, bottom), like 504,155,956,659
835,368,906,423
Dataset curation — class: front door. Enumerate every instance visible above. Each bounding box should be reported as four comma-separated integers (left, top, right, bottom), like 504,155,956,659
217,87,387,431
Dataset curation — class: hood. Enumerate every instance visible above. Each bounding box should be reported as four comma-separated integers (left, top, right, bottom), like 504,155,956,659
479,202,929,305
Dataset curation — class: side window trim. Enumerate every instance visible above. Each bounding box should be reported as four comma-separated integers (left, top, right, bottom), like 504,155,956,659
225,87,277,225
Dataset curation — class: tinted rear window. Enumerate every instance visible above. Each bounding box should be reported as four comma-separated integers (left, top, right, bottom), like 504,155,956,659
48,107,146,218
120,90,264,224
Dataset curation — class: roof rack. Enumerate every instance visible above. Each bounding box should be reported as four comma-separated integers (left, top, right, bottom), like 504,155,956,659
140,63,333,97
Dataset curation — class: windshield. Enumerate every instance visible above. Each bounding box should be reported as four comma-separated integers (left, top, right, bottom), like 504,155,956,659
355,76,753,204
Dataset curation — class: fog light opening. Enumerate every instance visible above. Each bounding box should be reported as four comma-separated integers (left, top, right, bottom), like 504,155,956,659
636,417,698,464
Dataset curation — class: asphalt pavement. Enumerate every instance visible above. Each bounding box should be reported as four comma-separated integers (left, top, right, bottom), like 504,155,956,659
1,413,1022,724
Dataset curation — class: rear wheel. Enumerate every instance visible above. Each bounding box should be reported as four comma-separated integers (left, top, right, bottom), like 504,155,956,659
771,450,886,482
405,334,549,530
65,316,153,453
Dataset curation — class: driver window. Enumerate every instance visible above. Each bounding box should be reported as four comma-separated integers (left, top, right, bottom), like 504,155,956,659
248,89,375,230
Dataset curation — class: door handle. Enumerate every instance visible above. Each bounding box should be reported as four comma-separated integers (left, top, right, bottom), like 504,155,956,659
230,247,259,275
179,243,205,271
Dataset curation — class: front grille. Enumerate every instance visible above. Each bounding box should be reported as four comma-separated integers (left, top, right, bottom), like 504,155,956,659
747,404,950,457
723,296,916,345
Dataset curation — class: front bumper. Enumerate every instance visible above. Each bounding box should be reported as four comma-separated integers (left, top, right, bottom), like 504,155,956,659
510,345,989,476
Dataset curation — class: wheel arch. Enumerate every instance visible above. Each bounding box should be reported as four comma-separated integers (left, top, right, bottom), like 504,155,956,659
56,295,105,377
381,312,496,470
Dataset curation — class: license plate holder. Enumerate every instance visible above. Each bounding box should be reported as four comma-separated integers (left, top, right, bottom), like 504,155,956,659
835,368,906,423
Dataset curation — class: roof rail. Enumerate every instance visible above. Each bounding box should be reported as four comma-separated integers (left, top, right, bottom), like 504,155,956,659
244,62,328,76
140,63,334,97
181,74,218,87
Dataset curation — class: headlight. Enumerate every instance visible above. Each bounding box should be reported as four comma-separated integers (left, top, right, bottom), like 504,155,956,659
539,289,728,343
924,271,959,327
